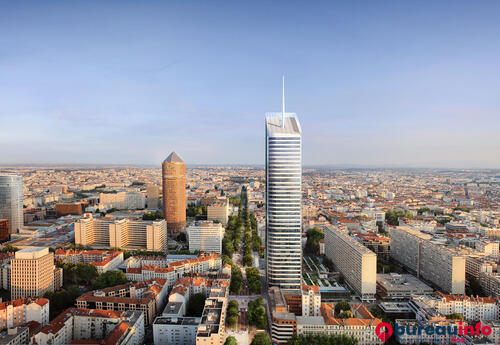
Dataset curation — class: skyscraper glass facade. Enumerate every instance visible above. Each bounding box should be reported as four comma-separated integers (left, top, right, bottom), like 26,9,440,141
0,175,23,235
265,113,302,289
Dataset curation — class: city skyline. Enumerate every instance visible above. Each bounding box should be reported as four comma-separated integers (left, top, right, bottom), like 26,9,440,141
1,2,500,345
1,1,499,168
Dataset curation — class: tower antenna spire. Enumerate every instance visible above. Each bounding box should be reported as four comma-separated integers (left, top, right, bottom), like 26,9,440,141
282,75,285,128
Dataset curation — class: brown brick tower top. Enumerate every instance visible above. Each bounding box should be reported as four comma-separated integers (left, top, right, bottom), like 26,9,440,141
162,152,186,237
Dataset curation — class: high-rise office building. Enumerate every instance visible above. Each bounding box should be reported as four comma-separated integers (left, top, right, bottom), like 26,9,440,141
265,78,302,289
162,152,186,236
10,247,62,299
0,175,23,236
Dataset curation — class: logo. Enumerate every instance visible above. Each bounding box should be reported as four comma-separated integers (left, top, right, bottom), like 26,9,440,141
375,321,492,343
375,322,393,342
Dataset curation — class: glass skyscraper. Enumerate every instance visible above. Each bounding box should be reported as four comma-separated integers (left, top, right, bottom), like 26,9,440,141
0,175,23,235
265,111,302,289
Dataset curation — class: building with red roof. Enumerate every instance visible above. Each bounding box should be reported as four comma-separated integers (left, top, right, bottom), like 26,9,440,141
34,308,144,345
269,285,383,345
0,297,49,332
76,279,168,325
411,292,500,322
125,253,222,287
55,249,124,273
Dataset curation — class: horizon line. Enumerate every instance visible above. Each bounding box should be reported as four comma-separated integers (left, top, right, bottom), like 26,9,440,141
0,163,499,171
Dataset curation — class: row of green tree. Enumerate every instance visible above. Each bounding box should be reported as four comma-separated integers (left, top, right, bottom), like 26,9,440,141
241,188,263,266
246,267,262,294
248,297,267,329
240,188,254,267
226,300,239,327
230,264,243,294
222,216,242,258
222,189,246,294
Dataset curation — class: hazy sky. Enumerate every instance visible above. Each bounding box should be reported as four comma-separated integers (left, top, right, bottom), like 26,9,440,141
1,1,499,168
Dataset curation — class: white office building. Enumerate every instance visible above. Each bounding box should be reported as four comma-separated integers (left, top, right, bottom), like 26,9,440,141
265,78,302,289
187,221,224,254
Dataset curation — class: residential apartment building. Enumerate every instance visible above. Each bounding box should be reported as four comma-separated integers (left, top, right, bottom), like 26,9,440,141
353,232,390,261
390,226,466,294
0,298,49,331
54,249,124,273
476,241,500,261
296,304,383,345
153,274,230,345
74,214,167,251
0,253,14,291
269,286,383,345
187,221,224,254
35,309,144,345
125,253,222,285
76,279,168,325
323,226,377,301
479,272,500,297
10,247,62,300
410,292,499,322
195,292,227,345
302,285,321,316
464,254,497,282
0,326,29,345
153,316,200,345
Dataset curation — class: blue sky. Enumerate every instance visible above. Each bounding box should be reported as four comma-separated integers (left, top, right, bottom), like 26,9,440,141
1,1,499,168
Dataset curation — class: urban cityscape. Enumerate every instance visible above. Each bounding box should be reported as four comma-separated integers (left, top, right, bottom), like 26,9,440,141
1,2,500,345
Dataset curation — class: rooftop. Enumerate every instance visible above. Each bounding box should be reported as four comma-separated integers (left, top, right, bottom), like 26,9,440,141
162,302,184,316
17,246,47,253
377,273,434,293
164,152,184,163
154,316,200,326
265,113,301,136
